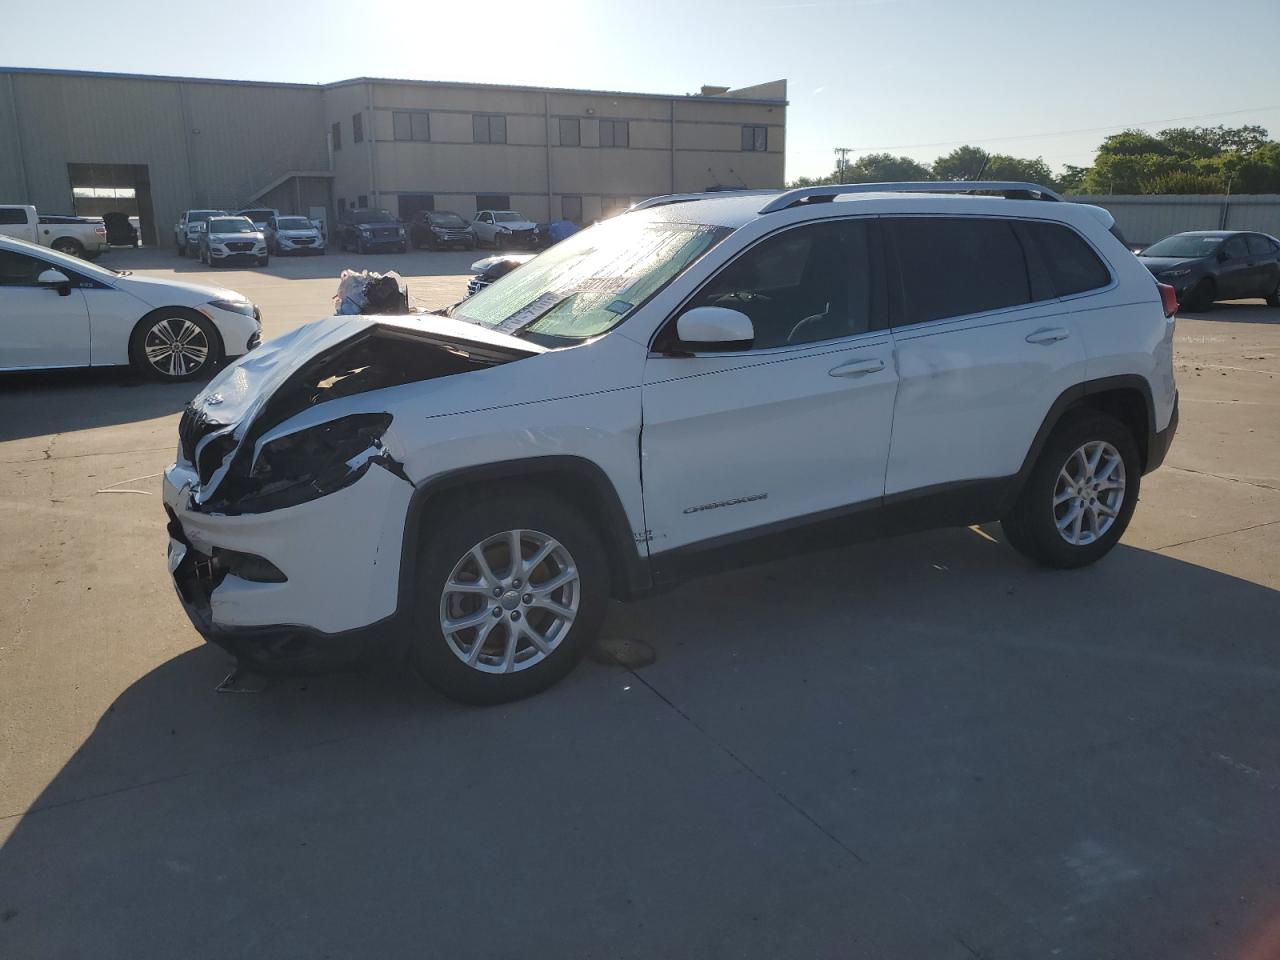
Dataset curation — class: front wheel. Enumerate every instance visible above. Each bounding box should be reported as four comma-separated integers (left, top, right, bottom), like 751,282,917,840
1183,278,1216,311
409,492,609,704
1266,279,1280,308
129,310,223,381
1002,411,1140,569
258,255,269,267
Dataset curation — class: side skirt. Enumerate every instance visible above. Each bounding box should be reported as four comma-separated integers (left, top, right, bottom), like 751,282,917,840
649,476,1017,585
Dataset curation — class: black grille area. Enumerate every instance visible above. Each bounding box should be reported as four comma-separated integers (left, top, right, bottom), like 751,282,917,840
227,241,254,252
178,404,228,465
371,228,399,240
292,237,314,246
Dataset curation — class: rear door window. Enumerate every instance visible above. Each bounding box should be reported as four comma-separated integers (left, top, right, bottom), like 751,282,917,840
1246,234,1275,256
887,217,1029,327
1022,221,1112,297
1222,236,1249,260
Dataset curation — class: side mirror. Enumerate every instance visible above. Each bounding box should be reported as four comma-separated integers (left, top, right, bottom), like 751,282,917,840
676,306,754,351
38,268,71,295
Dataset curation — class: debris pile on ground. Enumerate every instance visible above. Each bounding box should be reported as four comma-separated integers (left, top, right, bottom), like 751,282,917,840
333,269,410,315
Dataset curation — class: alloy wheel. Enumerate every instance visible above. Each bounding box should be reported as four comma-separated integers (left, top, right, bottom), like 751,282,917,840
439,528,580,674
1053,440,1126,545
142,317,210,378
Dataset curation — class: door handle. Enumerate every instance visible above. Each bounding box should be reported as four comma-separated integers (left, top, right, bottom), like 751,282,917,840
829,357,885,377
1026,327,1070,345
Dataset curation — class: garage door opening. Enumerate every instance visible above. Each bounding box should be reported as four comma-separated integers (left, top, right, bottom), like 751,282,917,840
67,163,156,246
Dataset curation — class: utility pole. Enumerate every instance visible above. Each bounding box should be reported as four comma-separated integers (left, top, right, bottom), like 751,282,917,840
833,147,852,182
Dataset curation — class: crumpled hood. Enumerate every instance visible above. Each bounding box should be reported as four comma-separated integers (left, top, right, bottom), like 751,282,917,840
493,220,537,231
115,273,247,307
1138,256,1205,274
190,313,545,426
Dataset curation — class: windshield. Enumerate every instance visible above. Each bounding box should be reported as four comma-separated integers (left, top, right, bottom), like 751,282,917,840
493,211,524,223
429,213,468,227
452,216,729,342
276,217,313,230
209,218,257,234
1141,234,1223,258
187,210,224,224
349,209,396,224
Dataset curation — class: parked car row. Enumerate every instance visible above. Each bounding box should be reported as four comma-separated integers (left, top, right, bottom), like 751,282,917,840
174,207,328,267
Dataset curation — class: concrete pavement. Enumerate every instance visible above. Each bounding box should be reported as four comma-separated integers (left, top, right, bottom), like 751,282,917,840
1,249,1278,958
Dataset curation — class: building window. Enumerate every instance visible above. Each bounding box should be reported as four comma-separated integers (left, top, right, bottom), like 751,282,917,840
476,194,511,211
742,125,768,151
331,121,342,150
393,111,430,142
559,117,580,147
599,119,629,148
561,196,583,223
353,112,364,143
473,114,507,144
357,194,368,208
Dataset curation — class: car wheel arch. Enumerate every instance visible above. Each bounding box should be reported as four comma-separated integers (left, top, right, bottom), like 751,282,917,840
398,456,652,611
128,305,226,368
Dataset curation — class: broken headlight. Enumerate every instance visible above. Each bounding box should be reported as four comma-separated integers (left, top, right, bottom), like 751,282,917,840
246,413,394,511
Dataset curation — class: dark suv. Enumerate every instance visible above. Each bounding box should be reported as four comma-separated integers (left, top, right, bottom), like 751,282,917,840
336,208,407,254
1137,230,1280,310
410,210,476,250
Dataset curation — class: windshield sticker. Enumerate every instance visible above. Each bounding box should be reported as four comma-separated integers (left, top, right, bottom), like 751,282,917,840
493,290,570,334
605,299,633,315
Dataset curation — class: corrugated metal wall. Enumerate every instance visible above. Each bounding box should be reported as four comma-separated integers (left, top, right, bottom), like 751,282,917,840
1072,195,1280,244
0,70,327,246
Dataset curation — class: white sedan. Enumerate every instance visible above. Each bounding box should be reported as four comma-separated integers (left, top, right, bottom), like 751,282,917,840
0,235,261,381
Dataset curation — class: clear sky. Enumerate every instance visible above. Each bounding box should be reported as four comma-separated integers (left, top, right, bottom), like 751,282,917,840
3,0,1279,182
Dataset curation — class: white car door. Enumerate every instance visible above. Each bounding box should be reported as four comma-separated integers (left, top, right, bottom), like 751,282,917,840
473,212,494,244
641,218,898,556
882,216,1088,495
0,246,90,369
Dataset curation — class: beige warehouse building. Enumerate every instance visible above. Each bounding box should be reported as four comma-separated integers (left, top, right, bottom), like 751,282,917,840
0,67,786,246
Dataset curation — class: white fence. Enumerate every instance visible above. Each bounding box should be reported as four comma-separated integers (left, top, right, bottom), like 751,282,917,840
1070,194,1280,245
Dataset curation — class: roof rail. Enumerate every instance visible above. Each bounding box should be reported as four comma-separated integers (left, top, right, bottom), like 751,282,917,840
631,188,780,211
757,181,1064,214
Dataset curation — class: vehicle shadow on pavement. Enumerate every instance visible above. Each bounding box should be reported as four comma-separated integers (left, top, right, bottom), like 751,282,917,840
0,367,208,442
2,526,1279,958
1181,301,1279,324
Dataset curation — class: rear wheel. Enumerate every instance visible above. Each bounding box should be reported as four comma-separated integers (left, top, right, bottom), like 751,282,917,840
51,237,84,258
1002,411,1140,569
129,309,222,381
1183,278,1216,311
408,492,608,704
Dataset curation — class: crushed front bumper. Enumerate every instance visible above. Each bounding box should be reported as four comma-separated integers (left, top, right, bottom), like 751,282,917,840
162,459,414,672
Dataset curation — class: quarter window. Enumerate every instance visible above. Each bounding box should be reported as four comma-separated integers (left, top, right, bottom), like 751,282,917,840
599,119,629,148
684,220,874,349
473,114,507,144
742,125,768,152
393,111,430,141
559,117,581,147
888,217,1030,327
352,112,364,143
1023,221,1111,297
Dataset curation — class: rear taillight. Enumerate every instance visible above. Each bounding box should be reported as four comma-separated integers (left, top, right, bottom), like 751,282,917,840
95,226,107,235
1157,282,1178,318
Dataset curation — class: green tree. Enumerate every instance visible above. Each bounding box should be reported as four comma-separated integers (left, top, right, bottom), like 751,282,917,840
983,154,1056,185
933,145,991,180
841,153,934,183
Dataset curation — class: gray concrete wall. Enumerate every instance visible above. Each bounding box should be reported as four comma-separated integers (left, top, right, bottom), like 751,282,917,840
1072,194,1280,244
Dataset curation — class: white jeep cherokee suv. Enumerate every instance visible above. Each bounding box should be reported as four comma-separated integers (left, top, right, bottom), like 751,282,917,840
163,182,1178,704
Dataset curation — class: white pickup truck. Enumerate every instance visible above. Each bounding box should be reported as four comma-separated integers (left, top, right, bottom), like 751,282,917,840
0,204,109,259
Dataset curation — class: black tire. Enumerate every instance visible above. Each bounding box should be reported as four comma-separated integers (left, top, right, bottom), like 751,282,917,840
176,242,186,257
258,256,269,267
51,237,84,258
1183,278,1216,311
1266,279,1280,308
1002,411,1141,569
357,236,367,255
408,492,610,705
128,309,223,382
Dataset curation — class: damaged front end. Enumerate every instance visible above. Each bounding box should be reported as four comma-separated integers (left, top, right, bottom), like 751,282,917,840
178,319,534,515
